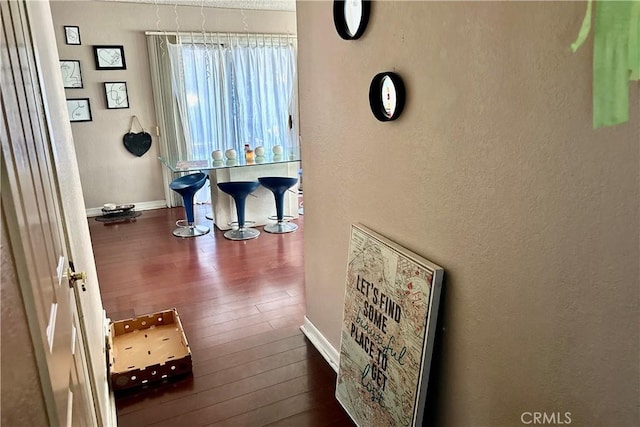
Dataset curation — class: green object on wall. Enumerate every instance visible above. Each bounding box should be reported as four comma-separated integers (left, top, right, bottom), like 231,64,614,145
571,0,640,128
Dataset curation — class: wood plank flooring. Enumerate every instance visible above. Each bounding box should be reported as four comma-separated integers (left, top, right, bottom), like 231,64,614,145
88,205,353,426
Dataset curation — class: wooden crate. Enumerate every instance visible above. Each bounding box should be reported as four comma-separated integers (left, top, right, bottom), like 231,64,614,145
108,308,192,391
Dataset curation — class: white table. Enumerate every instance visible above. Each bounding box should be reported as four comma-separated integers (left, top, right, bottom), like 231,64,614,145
159,153,301,231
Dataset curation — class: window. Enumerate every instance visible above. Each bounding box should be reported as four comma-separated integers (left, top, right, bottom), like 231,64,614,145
168,34,298,161
148,33,298,206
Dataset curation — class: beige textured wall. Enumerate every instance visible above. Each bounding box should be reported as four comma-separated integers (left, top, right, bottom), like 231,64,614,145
1,210,49,426
297,1,639,425
50,1,296,210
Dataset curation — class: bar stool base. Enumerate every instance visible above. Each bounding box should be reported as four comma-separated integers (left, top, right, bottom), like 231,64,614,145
172,224,210,238
223,228,260,241
264,222,298,234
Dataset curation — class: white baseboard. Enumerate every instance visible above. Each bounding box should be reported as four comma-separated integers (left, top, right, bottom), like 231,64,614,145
300,316,340,373
86,200,167,217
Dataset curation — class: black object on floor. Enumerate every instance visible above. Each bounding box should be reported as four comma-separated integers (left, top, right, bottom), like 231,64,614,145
95,210,141,224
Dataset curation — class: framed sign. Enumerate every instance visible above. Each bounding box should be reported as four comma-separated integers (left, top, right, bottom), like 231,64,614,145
336,224,443,426
104,82,129,109
59,60,83,88
66,98,92,122
93,45,126,70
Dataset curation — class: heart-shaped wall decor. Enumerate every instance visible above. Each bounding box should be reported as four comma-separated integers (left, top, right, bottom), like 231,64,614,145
123,131,152,157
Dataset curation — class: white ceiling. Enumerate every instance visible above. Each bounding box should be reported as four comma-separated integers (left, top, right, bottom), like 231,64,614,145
98,0,296,11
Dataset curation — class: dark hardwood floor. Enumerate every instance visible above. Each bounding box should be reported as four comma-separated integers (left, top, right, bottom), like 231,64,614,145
88,204,354,426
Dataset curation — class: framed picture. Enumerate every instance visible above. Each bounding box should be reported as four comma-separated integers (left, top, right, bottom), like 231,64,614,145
104,82,129,109
336,224,444,427
64,26,81,45
93,45,126,70
59,60,83,89
66,98,92,122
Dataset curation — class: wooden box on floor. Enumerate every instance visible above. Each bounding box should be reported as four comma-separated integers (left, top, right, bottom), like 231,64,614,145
108,308,192,391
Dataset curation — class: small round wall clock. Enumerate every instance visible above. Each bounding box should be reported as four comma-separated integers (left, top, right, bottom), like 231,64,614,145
333,0,371,40
369,72,406,121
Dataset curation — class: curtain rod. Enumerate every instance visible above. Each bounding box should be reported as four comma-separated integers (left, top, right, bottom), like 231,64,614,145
145,31,296,38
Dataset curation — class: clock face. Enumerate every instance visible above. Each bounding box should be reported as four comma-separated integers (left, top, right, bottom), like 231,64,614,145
369,72,406,121
344,0,363,37
381,75,397,118
334,0,370,40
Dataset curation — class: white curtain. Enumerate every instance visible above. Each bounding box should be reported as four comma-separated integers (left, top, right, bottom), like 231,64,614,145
231,38,297,152
147,34,184,207
167,34,296,203
168,34,297,159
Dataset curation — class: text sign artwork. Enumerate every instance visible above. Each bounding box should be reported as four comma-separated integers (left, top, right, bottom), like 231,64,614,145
336,225,443,427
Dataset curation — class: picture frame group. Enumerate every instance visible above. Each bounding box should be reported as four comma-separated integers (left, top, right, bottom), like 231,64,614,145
62,30,130,122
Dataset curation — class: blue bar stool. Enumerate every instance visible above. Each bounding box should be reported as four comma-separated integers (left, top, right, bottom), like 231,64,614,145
217,181,261,240
169,172,210,238
258,177,298,234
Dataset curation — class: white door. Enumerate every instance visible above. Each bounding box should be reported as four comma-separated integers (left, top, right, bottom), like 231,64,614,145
27,1,113,424
1,1,111,425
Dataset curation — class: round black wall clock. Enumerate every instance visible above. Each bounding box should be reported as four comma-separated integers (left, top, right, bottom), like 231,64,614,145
369,72,406,121
333,0,371,40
